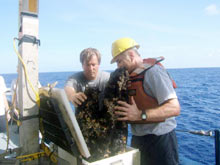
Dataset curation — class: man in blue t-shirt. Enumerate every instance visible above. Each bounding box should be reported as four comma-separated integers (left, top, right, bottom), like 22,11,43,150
64,48,110,110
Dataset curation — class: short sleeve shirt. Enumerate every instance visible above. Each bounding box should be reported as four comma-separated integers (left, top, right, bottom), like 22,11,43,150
131,65,178,136
65,71,110,92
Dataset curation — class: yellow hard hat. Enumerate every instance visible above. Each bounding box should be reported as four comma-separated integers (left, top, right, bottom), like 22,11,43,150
111,37,140,64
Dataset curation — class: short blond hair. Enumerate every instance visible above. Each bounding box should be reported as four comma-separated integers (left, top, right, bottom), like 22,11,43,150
80,48,101,64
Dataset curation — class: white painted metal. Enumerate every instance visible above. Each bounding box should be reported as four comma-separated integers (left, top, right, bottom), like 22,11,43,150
17,0,39,164
82,147,140,165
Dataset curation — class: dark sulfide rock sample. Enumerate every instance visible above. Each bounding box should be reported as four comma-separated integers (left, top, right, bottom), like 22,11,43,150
76,68,129,162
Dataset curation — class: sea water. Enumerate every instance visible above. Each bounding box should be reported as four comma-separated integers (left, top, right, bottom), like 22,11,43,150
2,67,220,165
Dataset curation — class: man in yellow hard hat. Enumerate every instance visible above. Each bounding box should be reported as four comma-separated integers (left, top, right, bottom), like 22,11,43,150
111,37,180,165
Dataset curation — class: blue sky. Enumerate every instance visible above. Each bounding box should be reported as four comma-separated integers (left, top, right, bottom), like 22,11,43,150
1,0,220,74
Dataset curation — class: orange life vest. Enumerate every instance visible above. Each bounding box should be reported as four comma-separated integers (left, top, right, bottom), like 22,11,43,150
128,56,177,110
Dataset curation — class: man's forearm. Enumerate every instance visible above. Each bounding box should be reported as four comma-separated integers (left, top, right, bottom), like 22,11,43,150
130,98,180,124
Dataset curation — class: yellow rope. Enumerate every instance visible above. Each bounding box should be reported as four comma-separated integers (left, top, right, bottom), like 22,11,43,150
13,38,40,107
2,38,42,158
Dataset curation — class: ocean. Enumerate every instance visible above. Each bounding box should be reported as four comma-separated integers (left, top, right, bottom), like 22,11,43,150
2,67,220,165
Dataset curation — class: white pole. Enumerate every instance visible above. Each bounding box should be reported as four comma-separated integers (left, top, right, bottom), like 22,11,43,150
18,0,39,164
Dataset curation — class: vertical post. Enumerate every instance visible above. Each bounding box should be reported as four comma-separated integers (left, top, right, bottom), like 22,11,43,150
215,130,220,165
18,0,39,164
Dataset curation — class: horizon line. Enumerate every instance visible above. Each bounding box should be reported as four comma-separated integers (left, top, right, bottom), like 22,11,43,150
1,66,220,75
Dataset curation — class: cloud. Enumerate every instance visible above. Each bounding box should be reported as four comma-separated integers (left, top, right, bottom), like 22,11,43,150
205,4,220,16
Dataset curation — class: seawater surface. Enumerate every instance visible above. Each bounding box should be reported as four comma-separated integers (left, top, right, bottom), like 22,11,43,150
2,67,220,165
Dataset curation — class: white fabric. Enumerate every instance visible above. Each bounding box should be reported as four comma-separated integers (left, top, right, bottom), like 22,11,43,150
0,76,7,116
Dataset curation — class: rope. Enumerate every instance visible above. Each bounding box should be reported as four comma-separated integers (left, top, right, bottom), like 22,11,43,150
13,38,40,107
176,129,213,137
1,38,41,154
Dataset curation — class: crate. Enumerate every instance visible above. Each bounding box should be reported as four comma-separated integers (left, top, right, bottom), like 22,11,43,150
58,146,140,165
82,146,140,165
40,88,140,165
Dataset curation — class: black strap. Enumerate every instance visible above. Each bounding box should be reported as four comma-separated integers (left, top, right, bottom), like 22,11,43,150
16,35,40,46
20,114,39,121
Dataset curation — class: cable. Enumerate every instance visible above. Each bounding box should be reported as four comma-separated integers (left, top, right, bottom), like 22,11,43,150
13,38,40,107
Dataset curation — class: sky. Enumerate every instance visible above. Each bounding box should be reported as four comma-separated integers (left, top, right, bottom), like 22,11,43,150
1,0,220,74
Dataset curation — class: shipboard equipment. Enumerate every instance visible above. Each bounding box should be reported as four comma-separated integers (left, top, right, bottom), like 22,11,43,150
39,87,90,158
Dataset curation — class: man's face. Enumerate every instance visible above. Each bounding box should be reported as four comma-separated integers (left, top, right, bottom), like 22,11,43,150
82,55,99,80
115,54,132,73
